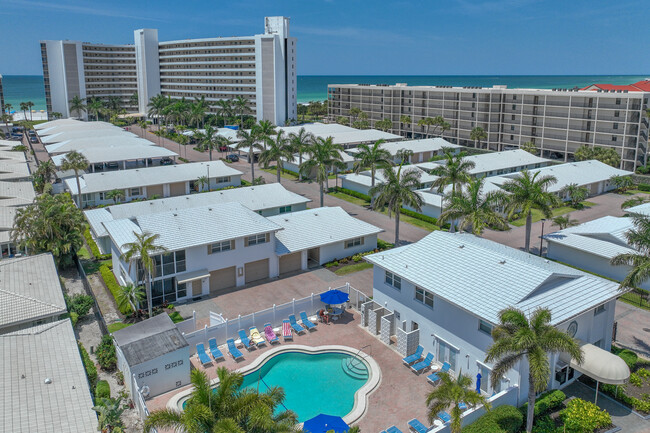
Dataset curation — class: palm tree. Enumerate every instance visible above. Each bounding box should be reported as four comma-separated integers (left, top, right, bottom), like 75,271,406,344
196,175,209,192
430,151,476,232
440,177,508,235
236,129,263,182
621,196,648,210
69,96,86,119
611,213,650,291
60,151,89,208
35,160,57,184
417,117,435,136
300,137,345,207
500,170,560,253
233,95,249,127
560,183,589,208
87,98,104,121
485,307,583,433
116,283,145,314
426,371,491,433
375,118,393,132
1,113,12,134
215,99,234,125
288,127,314,181
521,141,538,155
27,101,35,121
370,163,424,245
470,126,487,149
552,214,579,230
199,124,219,161
106,189,125,204
610,175,634,193
400,115,412,136
259,130,294,184
93,397,126,433
353,139,393,209
120,232,167,317
254,120,277,150
20,102,29,120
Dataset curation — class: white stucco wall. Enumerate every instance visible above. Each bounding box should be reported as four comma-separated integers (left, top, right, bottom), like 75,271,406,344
340,178,372,196
130,347,190,398
317,234,378,265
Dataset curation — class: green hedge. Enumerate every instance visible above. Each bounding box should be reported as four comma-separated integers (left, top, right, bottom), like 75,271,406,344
521,390,566,422
78,341,98,394
96,335,117,371
612,346,639,369
334,186,371,202
399,207,439,225
638,183,650,192
84,228,111,260
462,405,523,433
377,239,395,250
99,264,133,315
95,380,110,399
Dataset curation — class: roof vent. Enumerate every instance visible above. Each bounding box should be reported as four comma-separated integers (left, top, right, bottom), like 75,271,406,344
173,213,177,216
458,244,464,248
544,259,549,263
44,378,52,384
499,259,507,265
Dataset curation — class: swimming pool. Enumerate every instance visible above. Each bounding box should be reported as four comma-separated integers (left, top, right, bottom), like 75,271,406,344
170,345,381,424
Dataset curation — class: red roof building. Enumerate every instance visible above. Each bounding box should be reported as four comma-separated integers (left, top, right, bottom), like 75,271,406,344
582,79,650,92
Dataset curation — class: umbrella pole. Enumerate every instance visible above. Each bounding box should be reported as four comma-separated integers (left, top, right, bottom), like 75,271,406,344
595,381,599,406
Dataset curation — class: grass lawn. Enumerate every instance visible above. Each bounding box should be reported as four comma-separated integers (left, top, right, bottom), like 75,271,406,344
510,201,597,227
334,262,373,276
82,258,113,275
623,189,650,195
378,209,441,232
77,246,91,260
328,191,369,206
107,322,132,333
261,166,299,181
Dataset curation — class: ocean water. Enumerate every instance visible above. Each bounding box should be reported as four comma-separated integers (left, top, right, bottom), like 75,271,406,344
3,74,648,111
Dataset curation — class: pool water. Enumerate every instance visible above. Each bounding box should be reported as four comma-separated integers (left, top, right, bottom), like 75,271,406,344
242,351,369,421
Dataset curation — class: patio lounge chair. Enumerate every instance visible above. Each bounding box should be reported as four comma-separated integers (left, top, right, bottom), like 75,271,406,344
438,411,451,424
226,338,244,361
402,345,424,365
238,329,253,349
299,311,317,330
282,319,293,340
249,327,266,346
208,338,224,361
264,323,279,344
427,361,451,384
408,419,428,433
386,426,403,433
196,343,211,365
458,402,468,411
411,352,434,373
288,315,306,334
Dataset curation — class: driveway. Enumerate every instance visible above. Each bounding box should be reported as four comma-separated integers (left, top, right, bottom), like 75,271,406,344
615,301,650,359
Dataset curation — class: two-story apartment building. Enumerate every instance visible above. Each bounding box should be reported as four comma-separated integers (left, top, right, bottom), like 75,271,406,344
364,231,626,403
347,137,461,165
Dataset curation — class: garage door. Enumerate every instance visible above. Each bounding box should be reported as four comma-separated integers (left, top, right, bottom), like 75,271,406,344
147,184,163,199
169,182,187,197
279,252,302,275
209,267,236,294
245,259,269,284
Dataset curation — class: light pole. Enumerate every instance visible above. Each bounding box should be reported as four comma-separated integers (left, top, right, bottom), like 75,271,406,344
539,218,547,257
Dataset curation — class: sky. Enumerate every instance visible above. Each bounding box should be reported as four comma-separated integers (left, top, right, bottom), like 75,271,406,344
1,0,648,76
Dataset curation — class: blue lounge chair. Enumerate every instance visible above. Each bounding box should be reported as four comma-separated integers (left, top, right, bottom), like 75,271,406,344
427,361,452,384
208,338,224,361
386,427,403,433
238,329,252,349
402,345,424,365
196,343,211,365
299,311,317,330
226,338,244,360
438,411,451,423
411,352,434,373
408,419,428,433
458,402,468,411
288,315,306,334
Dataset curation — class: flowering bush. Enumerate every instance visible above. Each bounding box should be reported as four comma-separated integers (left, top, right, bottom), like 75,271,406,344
560,398,611,432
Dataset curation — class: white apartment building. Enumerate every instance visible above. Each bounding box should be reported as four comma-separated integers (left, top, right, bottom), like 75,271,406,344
328,82,650,171
41,16,297,125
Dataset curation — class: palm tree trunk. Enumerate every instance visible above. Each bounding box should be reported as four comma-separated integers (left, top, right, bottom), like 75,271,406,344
277,164,281,184
395,210,400,245
209,148,213,161
524,211,532,253
74,171,82,208
370,168,375,210
250,154,255,183
319,181,324,207
449,184,456,233
526,372,536,432
298,154,303,181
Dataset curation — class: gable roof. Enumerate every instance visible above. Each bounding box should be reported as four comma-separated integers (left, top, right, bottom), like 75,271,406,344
349,137,460,157
419,149,550,176
45,136,152,154
365,231,620,325
50,144,177,166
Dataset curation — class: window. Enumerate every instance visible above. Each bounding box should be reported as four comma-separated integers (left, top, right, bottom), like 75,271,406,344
511,114,515,120
512,104,516,110
209,240,232,254
613,123,619,130
246,233,268,246
510,135,514,140
614,110,620,117
415,287,434,308
479,319,493,335
615,98,621,105
162,253,175,275
513,95,517,101
438,339,458,371
99,192,106,200
345,237,364,249
175,250,186,272
279,205,291,214
411,321,419,331
216,176,230,183
510,125,515,131
594,304,606,315
612,136,617,142
130,187,141,196
385,271,401,290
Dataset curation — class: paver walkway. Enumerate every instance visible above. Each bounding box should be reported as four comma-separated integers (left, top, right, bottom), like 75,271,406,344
615,301,650,359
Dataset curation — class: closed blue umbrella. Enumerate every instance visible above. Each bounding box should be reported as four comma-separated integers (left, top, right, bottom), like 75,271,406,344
476,373,482,393
303,414,349,433
320,289,349,305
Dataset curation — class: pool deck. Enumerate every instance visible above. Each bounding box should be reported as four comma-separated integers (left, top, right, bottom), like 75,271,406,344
147,310,435,432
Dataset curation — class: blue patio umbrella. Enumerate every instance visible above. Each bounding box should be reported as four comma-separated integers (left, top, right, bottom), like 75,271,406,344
320,289,349,305
476,373,482,393
303,414,349,433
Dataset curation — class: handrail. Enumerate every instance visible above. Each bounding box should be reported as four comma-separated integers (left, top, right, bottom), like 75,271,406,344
354,344,372,359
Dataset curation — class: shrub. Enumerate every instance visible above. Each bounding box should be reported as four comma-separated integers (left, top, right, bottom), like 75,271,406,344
531,415,557,433
618,349,639,369
560,398,611,433
95,380,111,399
399,207,439,226
334,186,371,202
100,264,133,315
462,405,523,433
638,183,650,192
630,372,642,387
168,311,184,323
179,157,190,163
70,311,79,327
96,334,117,371
521,390,566,420
116,371,124,386
377,239,394,250
78,341,98,392
352,254,363,262
83,228,111,260
66,293,94,317
325,261,338,268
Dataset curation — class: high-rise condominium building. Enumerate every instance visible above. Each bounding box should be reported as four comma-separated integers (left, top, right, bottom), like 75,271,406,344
40,16,297,125
328,82,650,170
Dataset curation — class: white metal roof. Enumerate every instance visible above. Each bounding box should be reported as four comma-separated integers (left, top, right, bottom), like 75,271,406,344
33,118,88,130
51,145,178,166
365,231,620,325
45,135,153,154
349,138,460,157
182,127,241,142
36,120,119,136
0,181,36,204
269,206,383,254
41,128,137,144
418,149,551,176
288,149,356,164
104,202,282,253
276,123,401,145
625,202,650,216
340,166,437,188
0,160,31,181
65,161,242,195
85,183,311,237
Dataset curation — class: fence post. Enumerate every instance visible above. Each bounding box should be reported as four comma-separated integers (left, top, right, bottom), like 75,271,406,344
292,298,296,315
204,324,208,343
311,293,314,314
238,314,241,331
346,282,350,293
273,304,276,326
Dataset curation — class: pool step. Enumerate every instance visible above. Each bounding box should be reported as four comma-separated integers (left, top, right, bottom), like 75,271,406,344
341,358,369,380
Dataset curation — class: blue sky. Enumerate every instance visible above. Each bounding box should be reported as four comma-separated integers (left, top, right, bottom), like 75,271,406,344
2,0,648,76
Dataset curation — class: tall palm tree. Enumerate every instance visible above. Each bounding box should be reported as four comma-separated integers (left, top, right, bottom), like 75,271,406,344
106,189,125,204
439,176,508,235
199,124,219,161
191,96,208,128
60,151,89,208
20,102,29,120
353,139,393,209
116,283,145,314
400,115,412,136
300,137,344,207
35,160,57,184
470,126,487,149
288,127,314,181
233,95,249,127
68,96,86,119
87,98,104,121
259,130,294,184
611,213,650,290
430,150,476,232
120,232,167,317
485,307,583,433
254,120,277,150
426,371,491,433
215,99,234,125
27,101,35,121
236,129,263,182
370,163,424,245
500,170,559,253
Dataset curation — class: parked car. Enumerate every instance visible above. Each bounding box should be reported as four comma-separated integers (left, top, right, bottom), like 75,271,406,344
29,136,38,143
105,162,119,170
226,154,239,162
160,157,173,165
